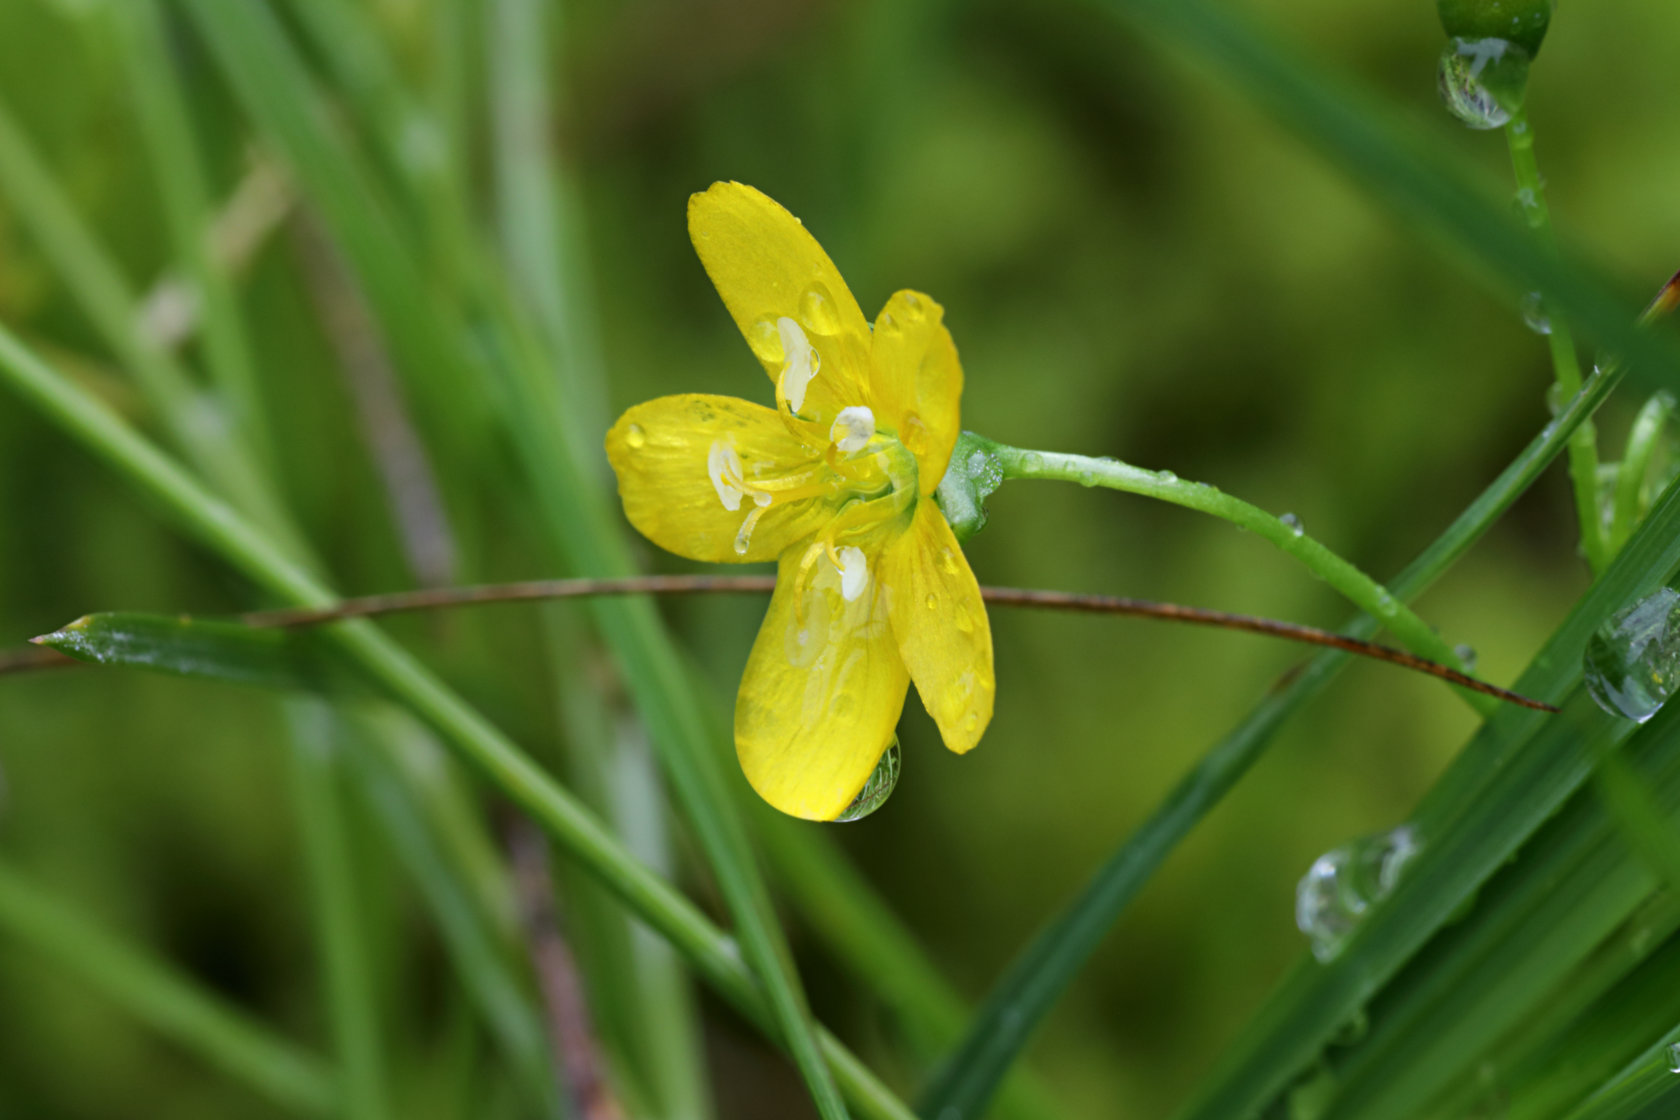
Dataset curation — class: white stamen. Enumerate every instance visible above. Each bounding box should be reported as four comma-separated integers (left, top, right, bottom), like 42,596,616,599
830,406,875,454
835,546,868,602
777,317,816,412
708,439,744,511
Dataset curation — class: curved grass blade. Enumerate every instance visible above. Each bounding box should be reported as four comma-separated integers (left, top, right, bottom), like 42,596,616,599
917,364,1618,1120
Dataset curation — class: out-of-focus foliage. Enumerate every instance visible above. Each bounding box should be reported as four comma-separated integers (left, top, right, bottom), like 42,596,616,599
0,0,1676,1117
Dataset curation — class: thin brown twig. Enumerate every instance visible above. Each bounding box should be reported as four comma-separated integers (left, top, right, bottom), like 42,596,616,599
2,575,1556,711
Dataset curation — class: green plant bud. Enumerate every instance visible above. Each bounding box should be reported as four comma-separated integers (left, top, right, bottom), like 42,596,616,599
1437,0,1553,57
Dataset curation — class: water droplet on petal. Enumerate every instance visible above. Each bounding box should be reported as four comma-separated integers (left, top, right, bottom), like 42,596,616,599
1280,512,1305,537
1437,37,1531,130
1454,644,1479,673
748,317,786,364
1296,824,1422,962
954,605,975,634
625,423,646,449
1584,587,1680,722
1521,291,1552,335
878,311,899,332
800,284,842,335
925,593,938,610
902,292,923,315
833,739,900,822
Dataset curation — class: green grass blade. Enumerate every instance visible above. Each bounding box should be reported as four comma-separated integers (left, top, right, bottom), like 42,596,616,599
177,5,853,1112
0,92,299,553
0,857,337,1115
1083,0,1680,394
0,322,912,1120
287,702,391,1120
37,612,367,695
116,0,272,467
1170,472,1680,1120
917,365,1619,1120
337,710,564,1119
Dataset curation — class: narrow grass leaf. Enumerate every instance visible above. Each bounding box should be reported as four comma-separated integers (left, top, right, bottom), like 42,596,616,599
919,367,1618,1120
1083,0,1680,394
37,612,366,696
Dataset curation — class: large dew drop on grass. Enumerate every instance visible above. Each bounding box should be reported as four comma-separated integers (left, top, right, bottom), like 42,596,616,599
832,739,900,822
1584,587,1680,722
1296,825,1421,962
1436,37,1531,130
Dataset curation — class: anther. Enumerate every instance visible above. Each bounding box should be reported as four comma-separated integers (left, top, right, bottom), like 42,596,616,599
708,439,744,510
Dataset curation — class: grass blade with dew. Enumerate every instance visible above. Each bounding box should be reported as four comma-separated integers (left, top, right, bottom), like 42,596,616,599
1170,470,1680,1120
919,359,1619,1120
36,612,367,695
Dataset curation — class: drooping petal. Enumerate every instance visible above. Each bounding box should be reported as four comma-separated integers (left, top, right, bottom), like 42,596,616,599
736,544,911,820
605,395,831,563
884,502,993,753
688,182,875,423
870,290,963,494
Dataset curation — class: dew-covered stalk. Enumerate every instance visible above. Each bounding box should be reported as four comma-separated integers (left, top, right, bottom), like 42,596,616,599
988,441,1485,708
1507,106,1605,572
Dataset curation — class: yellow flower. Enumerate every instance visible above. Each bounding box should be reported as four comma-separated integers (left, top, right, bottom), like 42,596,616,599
605,182,994,821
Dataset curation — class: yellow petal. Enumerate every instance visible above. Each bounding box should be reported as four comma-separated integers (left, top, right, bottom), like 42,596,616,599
870,291,963,495
605,395,831,563
884,502,993,753
688,182,874,423
736,545,910,820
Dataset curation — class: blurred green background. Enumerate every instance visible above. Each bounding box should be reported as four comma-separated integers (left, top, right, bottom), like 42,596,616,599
0,0,1674,1116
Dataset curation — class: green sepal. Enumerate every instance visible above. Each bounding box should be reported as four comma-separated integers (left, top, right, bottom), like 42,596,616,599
933,430,1005,544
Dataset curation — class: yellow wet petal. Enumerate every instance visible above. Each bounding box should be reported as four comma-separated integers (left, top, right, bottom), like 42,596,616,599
605,395,832,563
688,182,874,423
870,290,963,495
736,545,910,821
884,502,993,753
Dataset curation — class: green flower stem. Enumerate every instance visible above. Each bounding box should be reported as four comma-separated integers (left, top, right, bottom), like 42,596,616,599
1608,391,1675,556
0,323,911,1120
1507,106,1605,572
989,443,1489,713
921,363,1618,1120
0,858,337,1115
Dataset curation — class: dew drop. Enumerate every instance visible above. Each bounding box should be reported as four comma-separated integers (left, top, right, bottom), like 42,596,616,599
1022,451,1045,472
1668,1042,1680,1074
833,739,900,822
902,292,924,316
925,593,938,610
1436,37,1531,130
1521,291,1552,336
1280,512,1305,537
954,606,975,634
1584,587,1680,722
1296,824,1421,962
878,311,899,332
800,284,842,336
625,423,647,449
748,317,786,364
1455,643,1479,673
